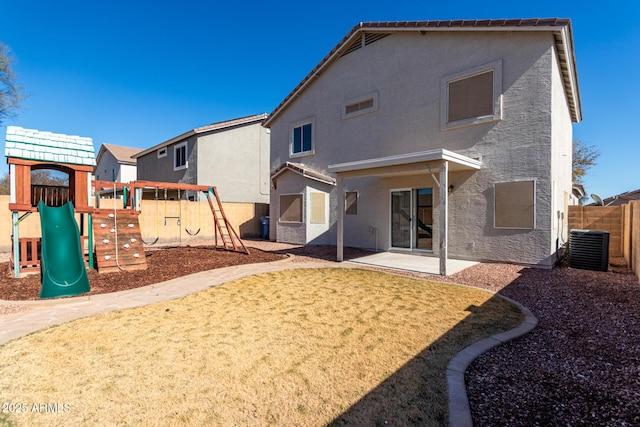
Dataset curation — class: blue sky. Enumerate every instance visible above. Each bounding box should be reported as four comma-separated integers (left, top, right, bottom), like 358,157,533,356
1,0,639,201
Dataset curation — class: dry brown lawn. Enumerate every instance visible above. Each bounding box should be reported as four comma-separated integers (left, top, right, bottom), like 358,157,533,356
0,268,522,426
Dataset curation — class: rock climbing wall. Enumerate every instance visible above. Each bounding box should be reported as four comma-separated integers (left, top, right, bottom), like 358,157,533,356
92,209,147,274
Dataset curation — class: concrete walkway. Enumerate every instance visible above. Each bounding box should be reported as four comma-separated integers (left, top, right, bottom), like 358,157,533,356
0,250,536,427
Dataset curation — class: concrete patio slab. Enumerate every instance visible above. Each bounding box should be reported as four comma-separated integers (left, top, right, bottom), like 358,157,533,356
346,251,478,275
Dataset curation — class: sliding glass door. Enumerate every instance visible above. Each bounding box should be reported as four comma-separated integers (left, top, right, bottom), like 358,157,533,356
390,188,433,251
391,190,411,248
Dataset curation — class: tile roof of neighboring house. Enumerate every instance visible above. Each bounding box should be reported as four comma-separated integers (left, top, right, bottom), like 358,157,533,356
133,113,268,158
590,189,640,206
4,126,96,166
96,144,143,167
271,162,336,186
264,18,581,127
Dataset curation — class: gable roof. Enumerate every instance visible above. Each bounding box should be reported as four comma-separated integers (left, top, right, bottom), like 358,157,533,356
590,189,640,206
96,144,142,167
133,113,268,159
264,18,581,127
271,162,336,186
4,126,96,166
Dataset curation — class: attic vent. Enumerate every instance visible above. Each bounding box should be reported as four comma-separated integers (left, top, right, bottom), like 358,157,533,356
364,33,389,46
569,229,609,272
340,33,390,58
340,38,363,57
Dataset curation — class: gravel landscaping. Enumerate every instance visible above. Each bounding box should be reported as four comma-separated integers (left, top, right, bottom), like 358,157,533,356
437,260,640,426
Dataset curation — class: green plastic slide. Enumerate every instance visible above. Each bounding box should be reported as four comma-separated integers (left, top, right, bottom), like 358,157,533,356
38,201,90,299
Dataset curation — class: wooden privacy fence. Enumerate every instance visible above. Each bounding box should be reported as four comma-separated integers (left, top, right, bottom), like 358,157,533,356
568,202,640,282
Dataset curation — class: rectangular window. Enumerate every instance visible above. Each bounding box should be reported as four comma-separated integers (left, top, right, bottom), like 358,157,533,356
495,180,535,229
441,60,502,130
174,142,188,171
157,147,167,158
448,71,494,122
280,194,303,223
291,122,313,156
310,192,325,224
343,92,378,119
345,191,358,215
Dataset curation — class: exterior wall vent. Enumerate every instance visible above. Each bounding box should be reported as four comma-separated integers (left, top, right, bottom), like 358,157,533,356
569,229,609,272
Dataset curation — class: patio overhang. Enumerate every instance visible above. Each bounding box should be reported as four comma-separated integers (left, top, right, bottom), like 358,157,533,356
328,149,481,276
328,149,481,177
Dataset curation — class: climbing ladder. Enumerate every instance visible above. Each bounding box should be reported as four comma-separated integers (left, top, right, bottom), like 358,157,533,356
205,187,249,254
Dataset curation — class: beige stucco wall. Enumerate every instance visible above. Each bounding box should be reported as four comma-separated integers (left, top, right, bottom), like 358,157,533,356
269,30,573,266
137,123,269,204
196,122,270,204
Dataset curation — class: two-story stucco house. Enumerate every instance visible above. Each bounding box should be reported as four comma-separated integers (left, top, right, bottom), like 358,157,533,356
264,18,582,273
133,113,270,203
94,143,142,183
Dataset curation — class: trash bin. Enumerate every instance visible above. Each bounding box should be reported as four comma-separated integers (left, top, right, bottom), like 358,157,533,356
260,216,270,240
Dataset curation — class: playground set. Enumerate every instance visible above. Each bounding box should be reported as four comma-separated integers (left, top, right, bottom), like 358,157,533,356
5,126,248,298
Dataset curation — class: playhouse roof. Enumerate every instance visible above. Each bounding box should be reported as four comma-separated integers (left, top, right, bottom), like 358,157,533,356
4,126,96,167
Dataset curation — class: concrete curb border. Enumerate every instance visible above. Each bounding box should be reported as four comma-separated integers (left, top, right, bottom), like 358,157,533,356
446,296,538,427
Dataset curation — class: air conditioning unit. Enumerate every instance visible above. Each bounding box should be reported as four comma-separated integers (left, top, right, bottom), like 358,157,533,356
569,229,609,272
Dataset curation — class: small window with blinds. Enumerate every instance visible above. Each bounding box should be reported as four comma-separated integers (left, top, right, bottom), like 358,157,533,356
345,191,358,215
280,194,303,223
309,192,326,224
441,60,502,130
494,180,536,229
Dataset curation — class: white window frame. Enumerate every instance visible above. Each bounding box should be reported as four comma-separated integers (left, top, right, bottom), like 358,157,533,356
173,141,188,171
290,118,315,158
157,147,167,158
342,92,378,119
441,59,503,130
345,191,358,215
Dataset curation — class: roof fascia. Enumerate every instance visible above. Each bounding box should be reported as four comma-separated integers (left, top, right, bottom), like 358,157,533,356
133,115,267,159
270,164,336,186
94,145,107,168
557,25,582,122
133,130,196,159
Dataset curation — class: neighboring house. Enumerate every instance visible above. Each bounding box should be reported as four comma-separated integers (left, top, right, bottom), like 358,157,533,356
133,114,270,203
94,143,142,183
264,18,582,272
590,189,640,206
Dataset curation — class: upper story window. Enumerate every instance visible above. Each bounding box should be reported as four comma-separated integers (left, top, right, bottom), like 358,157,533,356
157,147,167,158
291,120,314,157
441,59,502,130
174,142,188,171
343,92,378,119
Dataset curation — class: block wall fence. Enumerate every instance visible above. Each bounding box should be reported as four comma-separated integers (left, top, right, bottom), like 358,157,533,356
0,195,269,252
568,203,640,283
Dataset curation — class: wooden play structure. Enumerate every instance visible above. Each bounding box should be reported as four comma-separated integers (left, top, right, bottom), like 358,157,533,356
5,127,249,290
93,180,248,273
